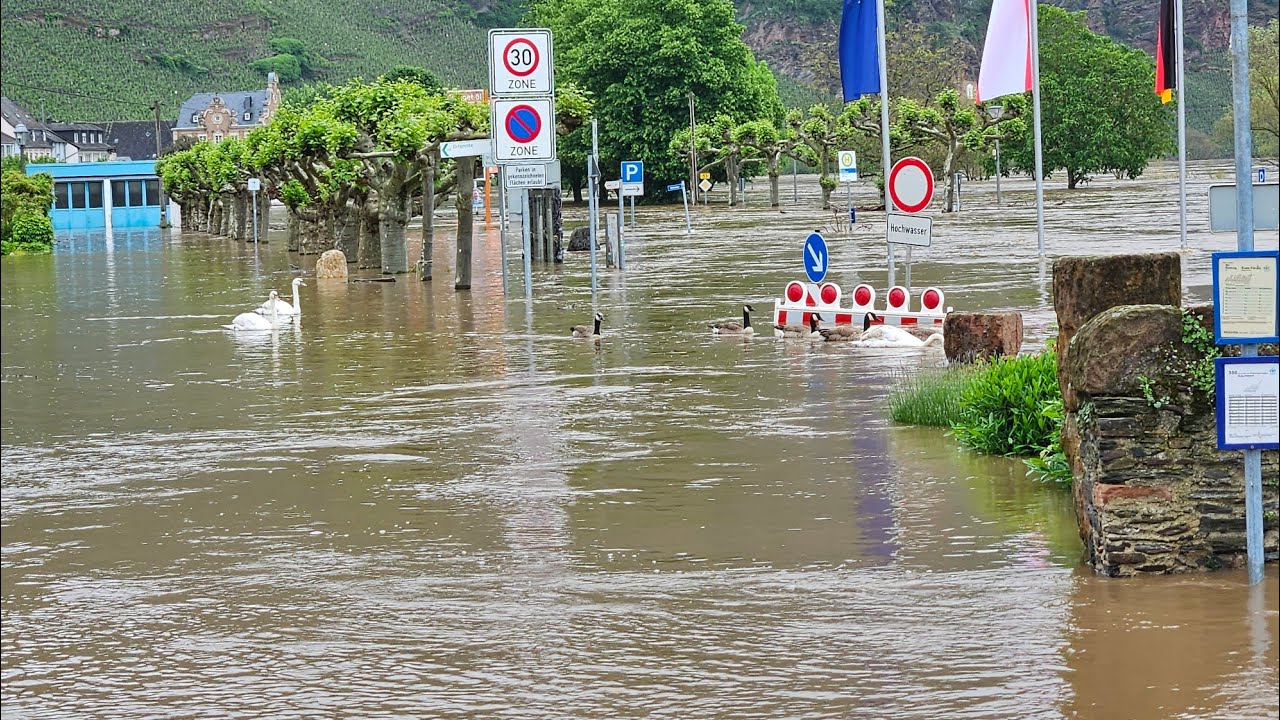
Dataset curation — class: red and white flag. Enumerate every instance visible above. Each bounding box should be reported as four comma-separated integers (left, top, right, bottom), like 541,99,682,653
977,0,1033,102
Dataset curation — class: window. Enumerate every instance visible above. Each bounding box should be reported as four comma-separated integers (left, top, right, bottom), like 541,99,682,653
213,114,222,124
70,182,86,209
112,180,126,208
97,133,102,143
55,182,70,210
198,134,207,141
192,113,200,123
144,180,160,206
243,111,251,121
127,180,144,207
87,182,103,209
213,133,223,142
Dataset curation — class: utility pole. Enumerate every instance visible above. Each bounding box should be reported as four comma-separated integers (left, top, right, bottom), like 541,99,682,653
688,91,697,205
152,101,170,228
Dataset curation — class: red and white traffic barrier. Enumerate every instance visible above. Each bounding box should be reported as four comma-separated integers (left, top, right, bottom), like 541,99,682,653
772,281,951,329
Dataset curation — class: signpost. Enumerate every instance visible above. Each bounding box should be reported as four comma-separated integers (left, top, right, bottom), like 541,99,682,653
838,150,858,182
1208,182,1279,232
887,157,935,291
668,181,692,235
247,178,262,244
803,232,829,284
886,214,932,247
488,30,553,96
504,163,548,189
440,139,492,160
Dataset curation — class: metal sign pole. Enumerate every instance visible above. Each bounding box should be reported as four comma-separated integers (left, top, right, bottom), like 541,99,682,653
250,189,259,244
681,183,692,235
498,166,509,295
617,180,626,271
589,120,600,299
629,194,636,226
522,189,533,301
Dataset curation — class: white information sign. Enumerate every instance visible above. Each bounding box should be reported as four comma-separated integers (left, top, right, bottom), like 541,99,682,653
838,150,858,183
886,213,932,247
621,182,644,196
1217,358,1280,449
1214,253,1279,342
440,139,492,159
491,98,556,163
488,30,554,97
247,178,261,192
698,179,712,192
1208,183,1280,232
505,164,548,188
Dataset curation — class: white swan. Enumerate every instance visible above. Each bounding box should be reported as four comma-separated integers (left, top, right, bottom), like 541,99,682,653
256,278,305,322
859,323,943,348
226,291,280,331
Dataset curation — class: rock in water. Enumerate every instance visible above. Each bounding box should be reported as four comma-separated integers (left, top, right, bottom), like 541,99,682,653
567,226,594,252
316,249,349,279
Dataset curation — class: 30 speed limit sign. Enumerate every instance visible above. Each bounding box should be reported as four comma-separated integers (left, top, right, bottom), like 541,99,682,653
489,29,554,97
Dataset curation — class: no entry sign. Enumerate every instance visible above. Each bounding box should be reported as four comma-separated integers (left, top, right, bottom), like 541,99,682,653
492,98,556,163
888,156,934,214
489,29,554,97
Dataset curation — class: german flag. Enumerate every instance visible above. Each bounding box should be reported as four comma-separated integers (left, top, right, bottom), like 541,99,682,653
1155,0,1176,103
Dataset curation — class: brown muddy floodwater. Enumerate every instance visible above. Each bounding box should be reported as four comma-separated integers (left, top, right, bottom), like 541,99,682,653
2,161,1278,718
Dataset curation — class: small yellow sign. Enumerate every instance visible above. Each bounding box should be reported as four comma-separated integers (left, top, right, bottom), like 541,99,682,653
699,172,711,180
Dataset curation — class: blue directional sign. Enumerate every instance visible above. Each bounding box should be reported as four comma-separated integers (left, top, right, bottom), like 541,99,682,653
621,161,644,184
804,232,828,283
666,182,684,192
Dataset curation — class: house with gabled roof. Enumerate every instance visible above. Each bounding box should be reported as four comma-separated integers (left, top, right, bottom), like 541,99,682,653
173,72,281,144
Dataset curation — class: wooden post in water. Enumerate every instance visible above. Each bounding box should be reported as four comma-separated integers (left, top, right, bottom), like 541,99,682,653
454,157,475,290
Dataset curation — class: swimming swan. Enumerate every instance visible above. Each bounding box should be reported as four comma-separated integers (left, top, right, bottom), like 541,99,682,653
227,291,280,331
256,278,305,321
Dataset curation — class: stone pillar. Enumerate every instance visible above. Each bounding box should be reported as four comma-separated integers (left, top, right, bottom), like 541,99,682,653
942,312,1023,362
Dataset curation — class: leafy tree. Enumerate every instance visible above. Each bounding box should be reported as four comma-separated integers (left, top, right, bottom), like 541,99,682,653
1,170,55,255
1213,20,1279,161
381,65,444,94
531,0,783,187
251,53,302,83
1001,6,1173,188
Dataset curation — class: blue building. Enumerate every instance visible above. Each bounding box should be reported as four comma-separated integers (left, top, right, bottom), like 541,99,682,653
26,160,165,232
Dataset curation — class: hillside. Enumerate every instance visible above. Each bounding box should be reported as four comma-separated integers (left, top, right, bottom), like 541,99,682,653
1,0,1274,136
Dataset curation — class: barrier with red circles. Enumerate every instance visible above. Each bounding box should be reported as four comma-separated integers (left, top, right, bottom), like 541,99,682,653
773,281,951,329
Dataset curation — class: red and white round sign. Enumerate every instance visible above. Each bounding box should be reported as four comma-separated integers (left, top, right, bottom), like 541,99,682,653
888,157,934,214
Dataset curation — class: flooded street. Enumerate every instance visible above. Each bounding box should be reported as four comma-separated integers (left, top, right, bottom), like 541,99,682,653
2,161,1277,718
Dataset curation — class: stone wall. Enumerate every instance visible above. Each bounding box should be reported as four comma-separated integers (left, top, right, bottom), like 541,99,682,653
1056,254,1279,576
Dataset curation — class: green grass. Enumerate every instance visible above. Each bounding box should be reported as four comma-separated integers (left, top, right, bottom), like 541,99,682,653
887,365,976,427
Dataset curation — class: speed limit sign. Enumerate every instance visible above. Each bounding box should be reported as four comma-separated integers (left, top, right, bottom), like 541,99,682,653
489,29,554,97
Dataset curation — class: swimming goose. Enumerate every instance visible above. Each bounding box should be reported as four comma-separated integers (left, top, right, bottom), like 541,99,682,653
571,312,603,339
710,305,755,335
775,314,820,338
819,310,878,342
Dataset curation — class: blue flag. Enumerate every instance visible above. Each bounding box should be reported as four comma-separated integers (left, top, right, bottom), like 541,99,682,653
839,0,880,101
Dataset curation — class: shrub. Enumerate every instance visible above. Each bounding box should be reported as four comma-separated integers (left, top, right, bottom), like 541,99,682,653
952,350,1062,456
888,365,975,426
2,170,55,252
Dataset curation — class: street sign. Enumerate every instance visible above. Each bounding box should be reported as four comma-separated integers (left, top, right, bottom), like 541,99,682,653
621,161,643,184
440,139,492,159
488,29,554,97
667,182,684,192
247,178,261,192
1208,183,1280,232
887,213,932,247
604,180,620,191
699,172,711,180
621,185,643,197
698,179,712,192
803,232,829,284
505,164,548,188
838,150,858,183
888,156,934,214
492,99,556,163
1260,167,1268,184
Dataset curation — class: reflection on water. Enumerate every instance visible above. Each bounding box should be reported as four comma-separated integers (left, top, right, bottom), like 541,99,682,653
2,163,1277,718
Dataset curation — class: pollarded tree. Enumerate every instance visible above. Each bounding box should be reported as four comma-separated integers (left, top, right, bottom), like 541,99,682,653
532,0,783,186
1000,6,1173,188
734,120,802,208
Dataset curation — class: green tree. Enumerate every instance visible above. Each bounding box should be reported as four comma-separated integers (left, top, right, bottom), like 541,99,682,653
381,65,444,94
531,0,783,187
251,53,302,83
1001,6,1173,188
1,170,55,255
1214,20,1279,161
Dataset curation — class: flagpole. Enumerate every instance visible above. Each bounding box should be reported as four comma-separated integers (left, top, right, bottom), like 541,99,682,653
876,0,894,286
1030,0,1046,257
1175,0,1188,250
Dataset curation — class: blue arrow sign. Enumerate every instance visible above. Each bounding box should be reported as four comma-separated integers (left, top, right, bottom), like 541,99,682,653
666,182,684,192
621,161,644,184
804,232,828,283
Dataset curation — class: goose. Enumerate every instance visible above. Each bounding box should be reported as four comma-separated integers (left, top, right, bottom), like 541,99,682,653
256,278,305,321
819,310,878,342
572,312,603,339
226,291,280,331
710,304,755,335
774,314,820,338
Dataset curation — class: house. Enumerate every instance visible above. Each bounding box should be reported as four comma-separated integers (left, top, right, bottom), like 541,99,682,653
173,72,281,143
27,160,165,231
106,120,175,161
1,96,55,160
46,122,114,163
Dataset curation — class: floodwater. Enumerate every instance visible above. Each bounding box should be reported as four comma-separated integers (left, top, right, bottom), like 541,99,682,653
2,161,1277,719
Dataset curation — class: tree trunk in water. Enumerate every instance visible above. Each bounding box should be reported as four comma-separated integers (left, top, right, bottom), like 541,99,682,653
571,177,583,203
769,155,780,207
1068,169,1079,190
379,190,410,274
298,207,323,255
455,158,475,289
421,164,435,281
211,200,224,236
333,201,359,258
943,146,957,213
552,189,563,263
728,154,739,207
357,197,381,270
258,193,271,242
286,209,300,251
542,189,554,261
820,150,833,210
223,200,233,237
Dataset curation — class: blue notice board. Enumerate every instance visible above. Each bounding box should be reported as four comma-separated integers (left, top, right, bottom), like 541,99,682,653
1212,250,1280,345
1215,356,1280,450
